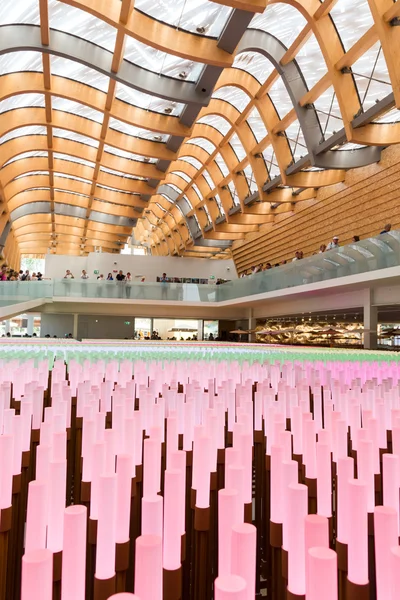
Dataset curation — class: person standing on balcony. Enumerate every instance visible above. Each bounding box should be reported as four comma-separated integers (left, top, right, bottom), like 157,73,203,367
106,273,113,281
126,272,132,298
21,270,31,281
380,224,391,234
64,270,74,279
326,236,339,250
116,270,125,298
81,270,89,280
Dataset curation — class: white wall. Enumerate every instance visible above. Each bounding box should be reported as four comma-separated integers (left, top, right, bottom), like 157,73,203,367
44,253,237,282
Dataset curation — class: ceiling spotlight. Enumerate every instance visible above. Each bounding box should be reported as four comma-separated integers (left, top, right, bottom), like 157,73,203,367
179,71,188,79
196,26,206,34
153,135,162,141
143,157,151,163
164,107,173,114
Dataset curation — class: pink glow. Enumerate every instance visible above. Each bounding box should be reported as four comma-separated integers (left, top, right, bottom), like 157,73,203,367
47,460,67,553
104,429,116,475
96,473,117,580
163,469,182,570
25,481,47,553
303,418,317,479
392,427,400,480
52,431,67,462
306,547,338,600
143,438,161,497
374,506,398,600
108,595,140,599
287,483,308,596
337,457,354,544
170,450,186,535
134,535,162,600
238,432,252,505
382,454,399,533
141,495,163,538
347,479,368,585
231,523,256,600
391,547,400,600
195,434,211,509
357,439,375,513
82,420,95,483
316,442,332,518
305,515,329,582
116,454,133,544
270,445,284,524
218,489,240,577
291,405,303,455
90,442,106,520
166,415,178,470
21,549,53,600
226,464,245,519
0,434,13,509
214,575,247,599
61,506,87,600
282,460,298,551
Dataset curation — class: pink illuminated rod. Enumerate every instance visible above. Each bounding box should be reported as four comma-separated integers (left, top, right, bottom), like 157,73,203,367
218,489,240,577
163,469,182,571
214,575,247,600
166,415,178,470
306,548,338,600
170,450,186,536
141,496,163,538
270,445,284,526
61,506,87,600
316,442,332,518
143,438,161,497
96,474,117,581
347,480,368,585
374,506,398,600
231,523,256,600
116,454,133,545
391,547,400,600
382,454,400,533
21,549,53,600
357,439,375,514
336,457,354,545
47,460,67,553
287,483,308,596
282,461,299,552
194,433,211,509
25,481,47,553
0,435,13,510
108,595,140,599
305,515,329,555
303,417,317,480
135,535,162,600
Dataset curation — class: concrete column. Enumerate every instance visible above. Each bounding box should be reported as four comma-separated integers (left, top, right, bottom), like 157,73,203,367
4,320,11,335
73,313,79,340
248,308,257,343
363,288,378,350
27,313,34,336
197,320,203,341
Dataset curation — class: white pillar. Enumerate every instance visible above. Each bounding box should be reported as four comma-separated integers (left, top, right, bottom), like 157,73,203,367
363,288,378,350
248,308,257,343
5,320,11,335
73,314,79,340
197,320,203,341
27,314,34,336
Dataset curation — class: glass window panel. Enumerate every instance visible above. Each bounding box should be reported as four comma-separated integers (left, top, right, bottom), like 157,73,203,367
203,204,211,223
51,56,110,92
154,202,167,212
213,193,225,215
160,193,174,205
192,183,202,199
330,0,374,51
52,97,104,123
167,183,184,195
313,86,343,139
53,128,99,148
3,150,48,167
97,183,138,195
54,188,89,198
100,165,146,180
0,0,40,24
192,214,201,230
48,0,117,52
243,165,258,194
284,121,307,161
233,51,274,85
53,153,96,168
0,93,45,114
212,86,250,112
135,0,232,38
262,146,280,179
186,137,216,154
108,117,168,142
202,169,215,189
228,181,240,206
352,43,391,110
295,35,328,89
54,172,92,184
374,107,400,124
0,51,42,75
124,37,204,82
229,133,247,161
268,77,293,119
179,156,203,169
115,82,184,116
247,108,268,143
250,4,307,47
15,171,48,180
0,125,47,145
103,144,157,163
214,153,229,177
333,142,368,151
197,114,231,136
171,171,191,183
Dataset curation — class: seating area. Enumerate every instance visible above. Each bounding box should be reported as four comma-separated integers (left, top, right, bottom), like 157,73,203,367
0,341,399,599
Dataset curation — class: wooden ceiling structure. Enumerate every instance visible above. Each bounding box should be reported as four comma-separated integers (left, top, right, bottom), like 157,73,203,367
0,0,399,260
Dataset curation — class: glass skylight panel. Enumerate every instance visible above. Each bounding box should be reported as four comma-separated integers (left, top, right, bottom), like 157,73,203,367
3,150,48,167
313,86,343,138
214,153,229,177
214,193,225,215
100,166,146,180
229,134,247,162
244,165,258,194
0,51,42,76
250,3,307,47
160,193,174,205
179,156,203,170
0,0,40,24
54,188,90,198
51,56,110,92
52,97,104,124
171,171,191,184
202,169,215,190
54,172,92,184
212,86,250,112
330,0,374,51
268,77,293,119
0,93,45,114
295,35,328,89
182,195,193,210
48,0,117,52
247,108,268,143
135,0,232,38
197,115,231,136
104,145,157,163
203,204,211,223
262,146,280,179
228,181,240,206
285,121,307,161
15,171,49,180
374,107,400,124
192,214,201,230
155,202,167,213
192,183,202,199
186,137,216,154
53,153,96,168
115,82,184,116
97,184,138,195
334,142,368,151
108,117,168,142
352,43,391,110
168,183,184,195
124,37,204,82
233,52,274,85
0,125,47,145
52,128,99,148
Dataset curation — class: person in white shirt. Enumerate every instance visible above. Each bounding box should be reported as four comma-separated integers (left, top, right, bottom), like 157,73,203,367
97,274,104,280
64,270,74,279
81,270,89,279
326,236,339,250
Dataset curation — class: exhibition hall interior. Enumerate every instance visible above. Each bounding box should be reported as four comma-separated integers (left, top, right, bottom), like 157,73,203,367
1,0,400,599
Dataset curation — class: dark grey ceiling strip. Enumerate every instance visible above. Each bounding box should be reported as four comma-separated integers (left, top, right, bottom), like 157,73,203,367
0,220,11,250
10,201,51,221
89,210,137,228
218,9,255,53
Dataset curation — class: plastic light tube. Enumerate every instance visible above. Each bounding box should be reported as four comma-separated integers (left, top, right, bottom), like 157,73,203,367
116,454,133,544
347,479,368,585
95,473,117,580
214,575,247,600
134,535,162,600
143,438,161,497
287,483,308,596
47,460,67,553
231,523,256,600
25,481,47,553
306,547,338,600
374,506,398,600
61,505,87,600
218,488,240,577
141,495,163,538
163,469,181,571
21,549,53,600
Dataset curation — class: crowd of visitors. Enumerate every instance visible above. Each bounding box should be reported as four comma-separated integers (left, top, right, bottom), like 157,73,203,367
241,224,393,277
0,266,43,281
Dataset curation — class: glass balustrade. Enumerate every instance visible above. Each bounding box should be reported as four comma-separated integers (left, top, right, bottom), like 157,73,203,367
0,231,399,306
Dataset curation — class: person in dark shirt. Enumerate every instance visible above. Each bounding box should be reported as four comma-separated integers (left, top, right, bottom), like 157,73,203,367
116,270,125,281
380,224,391,234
